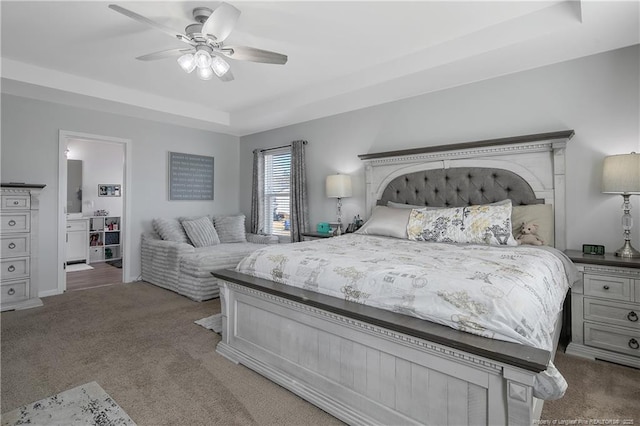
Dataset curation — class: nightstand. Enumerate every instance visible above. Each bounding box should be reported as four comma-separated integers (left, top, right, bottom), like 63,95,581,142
564,250,640,368
301,232,335,241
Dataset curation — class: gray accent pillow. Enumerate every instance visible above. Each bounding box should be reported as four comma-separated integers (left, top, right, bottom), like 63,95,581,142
152,218,189,243
213,215,247,243
181,216,220,248
354,206,411,239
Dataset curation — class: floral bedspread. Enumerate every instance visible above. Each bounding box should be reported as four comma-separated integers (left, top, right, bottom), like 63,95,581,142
236,233,578,399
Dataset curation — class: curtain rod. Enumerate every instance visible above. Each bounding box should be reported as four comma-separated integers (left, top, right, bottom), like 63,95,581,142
254,140,307,154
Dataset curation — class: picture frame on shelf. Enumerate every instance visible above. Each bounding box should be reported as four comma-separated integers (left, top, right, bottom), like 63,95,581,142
328,222,341,235
98,184,121,197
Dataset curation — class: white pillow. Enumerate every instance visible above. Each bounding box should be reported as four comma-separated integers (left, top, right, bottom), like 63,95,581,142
213,215,247,243
387,201,423,209
387,201,443,211
407,199,517,246
355,206,412,239
181,216,220,248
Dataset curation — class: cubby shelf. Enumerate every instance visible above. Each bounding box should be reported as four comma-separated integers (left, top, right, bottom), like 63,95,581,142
89,216,121,263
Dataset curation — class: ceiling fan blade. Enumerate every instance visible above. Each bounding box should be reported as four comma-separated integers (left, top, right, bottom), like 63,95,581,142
136,48,194,61
201,2,241,42
108,4,187,42
217,69,235,82
221,46,287,65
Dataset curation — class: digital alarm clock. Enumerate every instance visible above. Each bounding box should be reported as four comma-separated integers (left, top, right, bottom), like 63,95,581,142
582,244,605,255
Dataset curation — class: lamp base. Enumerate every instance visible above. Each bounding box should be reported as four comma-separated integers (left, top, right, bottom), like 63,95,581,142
614,240,640,258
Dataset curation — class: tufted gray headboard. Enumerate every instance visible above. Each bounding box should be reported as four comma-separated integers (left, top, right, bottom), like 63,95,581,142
377,167,544,208
359,131,575,249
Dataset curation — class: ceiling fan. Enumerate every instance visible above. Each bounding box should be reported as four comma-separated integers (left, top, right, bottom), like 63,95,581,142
108,2,288,82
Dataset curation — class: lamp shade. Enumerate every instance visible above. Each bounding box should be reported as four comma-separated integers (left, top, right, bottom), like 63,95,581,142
326,174,352,198
602,152,640,194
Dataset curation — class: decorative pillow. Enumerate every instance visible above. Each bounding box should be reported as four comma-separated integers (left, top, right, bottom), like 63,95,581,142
354,206,412,239
406,199,517,246
152,218,189,243
512,204,554,246
181,216,220,248
213,215,247,243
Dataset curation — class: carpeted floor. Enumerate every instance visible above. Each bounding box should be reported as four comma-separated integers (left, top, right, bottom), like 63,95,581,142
1,282,638,425
541,349,640,422
1,282,342,426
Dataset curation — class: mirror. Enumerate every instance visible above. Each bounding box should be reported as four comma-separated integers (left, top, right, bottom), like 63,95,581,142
67,159,83,214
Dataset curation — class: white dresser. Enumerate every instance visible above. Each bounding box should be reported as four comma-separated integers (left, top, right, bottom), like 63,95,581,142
565,250,640,368
1,184,45,311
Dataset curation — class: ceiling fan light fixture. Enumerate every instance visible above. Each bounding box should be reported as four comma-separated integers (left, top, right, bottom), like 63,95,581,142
197,66,214,80
194,49,212,69
177,53,196,73
211,56,230,77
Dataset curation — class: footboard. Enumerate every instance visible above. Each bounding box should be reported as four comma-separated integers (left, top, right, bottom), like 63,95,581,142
214,270,549,426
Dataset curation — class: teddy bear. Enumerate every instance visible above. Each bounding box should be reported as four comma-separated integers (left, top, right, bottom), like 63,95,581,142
516,222,544,246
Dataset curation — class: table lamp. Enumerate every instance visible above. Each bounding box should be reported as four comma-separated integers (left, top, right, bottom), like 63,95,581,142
326,174,352,235
602,152,640,258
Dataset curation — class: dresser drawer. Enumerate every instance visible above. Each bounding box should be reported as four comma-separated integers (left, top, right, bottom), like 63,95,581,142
0,279,28,304
1,194,30,210
0,234,30,258
584,297,640,330
585,322,640,358
66,219,88,232
0,212,30,234
0,257,29,280
584,274,632,302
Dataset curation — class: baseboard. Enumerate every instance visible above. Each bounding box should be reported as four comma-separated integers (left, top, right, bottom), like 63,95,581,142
1,297,43,312
39,289,63,298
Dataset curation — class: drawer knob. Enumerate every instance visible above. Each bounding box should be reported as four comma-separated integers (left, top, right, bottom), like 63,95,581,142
629,338,639,350
8,242,16,249
8,220,16,227
7,288,15,295
7,265,15,272
603,285,610,290
628,311,639,322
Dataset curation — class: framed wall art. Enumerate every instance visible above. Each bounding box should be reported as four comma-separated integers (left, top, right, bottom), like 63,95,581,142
98,184,121,197
168,152,214,201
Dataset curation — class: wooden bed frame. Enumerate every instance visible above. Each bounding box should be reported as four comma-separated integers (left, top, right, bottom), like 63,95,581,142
214,131,574,425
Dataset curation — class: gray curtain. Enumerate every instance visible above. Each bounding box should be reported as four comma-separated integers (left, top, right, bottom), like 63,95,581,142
290,140,309,242
250,149,265,234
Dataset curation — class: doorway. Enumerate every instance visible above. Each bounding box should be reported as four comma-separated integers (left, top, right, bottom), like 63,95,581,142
57,130,132,294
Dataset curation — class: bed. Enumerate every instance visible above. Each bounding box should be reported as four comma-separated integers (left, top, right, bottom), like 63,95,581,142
213,130,576,425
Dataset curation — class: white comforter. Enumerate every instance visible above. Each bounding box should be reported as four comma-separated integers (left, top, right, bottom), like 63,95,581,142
236,234,578,400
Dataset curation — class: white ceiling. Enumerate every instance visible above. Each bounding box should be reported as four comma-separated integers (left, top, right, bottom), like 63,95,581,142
1,1,638,136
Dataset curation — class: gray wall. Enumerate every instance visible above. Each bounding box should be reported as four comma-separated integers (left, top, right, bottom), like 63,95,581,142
2,44,638,299
240,45,640,252
1,94,240,295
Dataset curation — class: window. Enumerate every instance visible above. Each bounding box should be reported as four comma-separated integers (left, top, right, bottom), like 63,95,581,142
264,149,291,236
